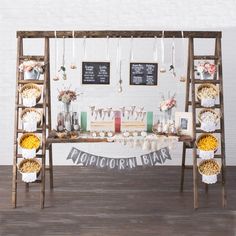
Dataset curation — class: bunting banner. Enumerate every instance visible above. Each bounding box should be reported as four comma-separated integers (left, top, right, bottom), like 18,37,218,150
67,147,171,170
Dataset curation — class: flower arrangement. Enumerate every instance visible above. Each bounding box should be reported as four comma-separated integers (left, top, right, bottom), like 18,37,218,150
160,93,177,112
196,61,216,79
19,60,44,74
58,87,78,104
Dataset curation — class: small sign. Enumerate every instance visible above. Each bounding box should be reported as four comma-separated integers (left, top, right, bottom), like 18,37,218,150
82,62,110,85
130,63,158,86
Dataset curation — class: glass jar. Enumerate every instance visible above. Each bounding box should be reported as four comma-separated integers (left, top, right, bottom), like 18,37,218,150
64,112,72,132
57,112,65,132
72,112,80,131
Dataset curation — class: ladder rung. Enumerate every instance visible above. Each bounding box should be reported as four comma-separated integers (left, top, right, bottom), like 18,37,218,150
17,104,44,109
194,55,219,60
17,154,43,159
197,154,222,159
194,79,220,84
196,129,221,133
188,102,221,108
17,128,43,133
19,55,45,61
16,179,42,184
18,80,45,85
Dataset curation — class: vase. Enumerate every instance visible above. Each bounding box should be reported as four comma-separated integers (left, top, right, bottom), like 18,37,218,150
24,69,40,80
200,71,213,80
63,102,71,113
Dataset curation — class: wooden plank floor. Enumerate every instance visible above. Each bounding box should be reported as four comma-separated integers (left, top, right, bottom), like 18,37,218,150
0,166,236,236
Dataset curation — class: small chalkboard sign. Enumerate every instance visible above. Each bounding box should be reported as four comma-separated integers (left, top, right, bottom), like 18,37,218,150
82,62,110,85
130,63,158,86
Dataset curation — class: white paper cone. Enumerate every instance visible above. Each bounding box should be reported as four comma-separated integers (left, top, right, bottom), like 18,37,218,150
22,148,36,159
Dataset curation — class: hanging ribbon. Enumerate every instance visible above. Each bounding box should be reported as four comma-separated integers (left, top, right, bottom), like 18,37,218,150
106,36,110,61
180,31,187,82
169,37,176,78
117,37,122,93
153,36,158,62
83,36,87,60
129,36,134,62
70,30,77,69
53,31,59,81
160,31,166,73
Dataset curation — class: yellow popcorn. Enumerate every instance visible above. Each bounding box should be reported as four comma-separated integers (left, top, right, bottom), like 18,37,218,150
197,134,218,151
20,134,40,149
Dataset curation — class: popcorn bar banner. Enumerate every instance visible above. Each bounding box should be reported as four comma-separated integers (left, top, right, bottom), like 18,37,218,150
67,147,171,170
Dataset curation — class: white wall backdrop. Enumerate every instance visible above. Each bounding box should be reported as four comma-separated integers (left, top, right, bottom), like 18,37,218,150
0,0,236,165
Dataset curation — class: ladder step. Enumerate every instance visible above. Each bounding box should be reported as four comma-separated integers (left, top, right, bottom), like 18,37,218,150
194,55,219,60
187,102,221,108
17,104,44,109
19,55,45,61
17,154,43,159
17,128,43,133
197,154,222,159
194,79,220,84
196,129,221,133
18,80,45,85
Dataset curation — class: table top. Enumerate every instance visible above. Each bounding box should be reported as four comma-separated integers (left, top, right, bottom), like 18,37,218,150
46,133,192,144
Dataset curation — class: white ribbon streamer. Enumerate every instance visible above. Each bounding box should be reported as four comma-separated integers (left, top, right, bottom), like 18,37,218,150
83,36,87,60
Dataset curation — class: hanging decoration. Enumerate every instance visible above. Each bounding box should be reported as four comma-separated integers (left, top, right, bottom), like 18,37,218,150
58,36,67,80
83,36,87,60
67,146,171,170
53,31,59,81
180,31,187,82
117,37,123,93
153,36,158,62
106,36,110,61
70,30,77,69
169,37,176,78
160,31,166,73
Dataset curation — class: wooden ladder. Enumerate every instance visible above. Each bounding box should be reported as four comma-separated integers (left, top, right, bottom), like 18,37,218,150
12,36,53,209
180,35,226,208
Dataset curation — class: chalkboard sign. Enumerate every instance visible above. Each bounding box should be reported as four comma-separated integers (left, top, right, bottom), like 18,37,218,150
130,63,158,86
82,62,110,85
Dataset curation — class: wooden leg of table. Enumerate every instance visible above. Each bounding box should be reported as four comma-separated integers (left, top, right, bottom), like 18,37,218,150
180,143,186,192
